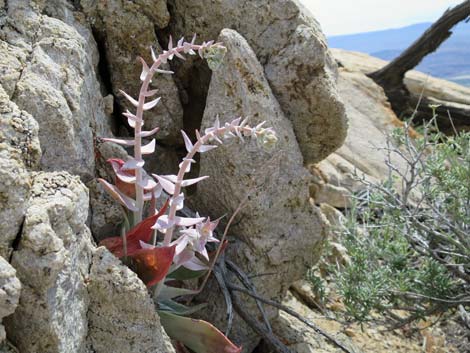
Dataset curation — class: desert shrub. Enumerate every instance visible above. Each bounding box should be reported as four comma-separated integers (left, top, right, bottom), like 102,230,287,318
325,109,470,325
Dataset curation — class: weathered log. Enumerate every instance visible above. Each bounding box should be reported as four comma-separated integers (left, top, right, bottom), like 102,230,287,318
368,1,470,132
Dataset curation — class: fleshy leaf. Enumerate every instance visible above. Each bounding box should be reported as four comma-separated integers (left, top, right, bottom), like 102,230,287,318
181,130,194,153
158,285,199,301
130,245,176,286
167,266,206,280
158,311,242,353
138,56,150,81
141,139,156,154
175,216,205,227
143,97,161,111
152,215,176,231
156,68,174,75
119,90,139,107
98,178,138,211
181,176,209,187
154,175,176,195
99,200,170,258
101,137,135,146
197,144,217,153
179,158,195,173
121,158,145,170
158,299,206,316
140,127,160,138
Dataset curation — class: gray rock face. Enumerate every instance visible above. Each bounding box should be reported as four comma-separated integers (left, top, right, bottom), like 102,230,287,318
5,172,174,353
196,29,328,349
80,0,184,144
0,257,21,343
7,172,93,353
0,84,41,259
1,0,113,180
168,0,347,164
88,248,175,353
313,70,410,202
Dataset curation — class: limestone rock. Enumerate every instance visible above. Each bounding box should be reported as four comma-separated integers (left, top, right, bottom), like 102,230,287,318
88,248,175,353
0,84,40,258
0,257,21,343
6,172,93,353
5,171,175,353
1,1,113,180
80,0,183,144
313,70,409,200
169,0,347,163
196,29,328,349
332,48,470,108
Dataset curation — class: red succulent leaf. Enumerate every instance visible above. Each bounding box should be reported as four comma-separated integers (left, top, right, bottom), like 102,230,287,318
99,200,169,258
130,245,176,286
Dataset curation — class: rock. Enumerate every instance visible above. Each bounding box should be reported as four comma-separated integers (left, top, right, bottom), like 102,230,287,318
168,0,347,164
332,48,470,108
313,70,409,201
1,1,113,180
0,84,40,259
0,257,21,343
88,248,175,353
80,0,183,144
5,171,174,353
195,29,328,349
6,172,93,353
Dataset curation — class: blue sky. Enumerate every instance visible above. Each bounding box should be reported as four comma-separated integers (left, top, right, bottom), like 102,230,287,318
300,0,462,36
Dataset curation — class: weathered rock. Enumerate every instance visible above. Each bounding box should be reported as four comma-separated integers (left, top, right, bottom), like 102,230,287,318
5,171,174,353
332,48,470,108
0,257,21,343
88,248,175,353
168,0,347,164
6,172,93,353
1,1,113,180
80,0,183,144
313,70,410,201
195,29,328,349
0,84,40,259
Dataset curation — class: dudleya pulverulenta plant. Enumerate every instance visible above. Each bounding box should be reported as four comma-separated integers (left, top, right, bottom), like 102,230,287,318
97,34,277,353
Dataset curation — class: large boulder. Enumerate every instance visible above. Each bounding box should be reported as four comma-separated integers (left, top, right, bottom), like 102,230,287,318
195,29,329,349
1,0,113,180
311,69,411,206
168,0,347,164
5,171,174,353
80,0,184,144
0,84,41,259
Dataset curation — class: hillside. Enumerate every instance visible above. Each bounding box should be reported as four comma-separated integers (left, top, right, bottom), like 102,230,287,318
328,22,470,86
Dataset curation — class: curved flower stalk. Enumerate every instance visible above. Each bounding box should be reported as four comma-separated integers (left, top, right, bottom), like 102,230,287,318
99,35,227,224
97,32,277,353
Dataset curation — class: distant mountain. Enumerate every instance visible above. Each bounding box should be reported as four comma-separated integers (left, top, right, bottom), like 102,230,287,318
328,22,470,86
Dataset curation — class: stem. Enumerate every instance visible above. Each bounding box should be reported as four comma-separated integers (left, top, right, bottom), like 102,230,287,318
132,43,205,224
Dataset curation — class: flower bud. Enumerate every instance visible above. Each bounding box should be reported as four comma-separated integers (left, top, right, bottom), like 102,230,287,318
203,45,227,71
257,128,278,151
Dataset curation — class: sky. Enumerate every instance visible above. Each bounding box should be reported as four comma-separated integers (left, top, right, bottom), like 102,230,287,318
300,0,462,36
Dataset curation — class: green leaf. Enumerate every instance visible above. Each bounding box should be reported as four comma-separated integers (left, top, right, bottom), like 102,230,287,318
158,311,241,353
158,299,207,316
167,266,206,280
159,284,199,301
